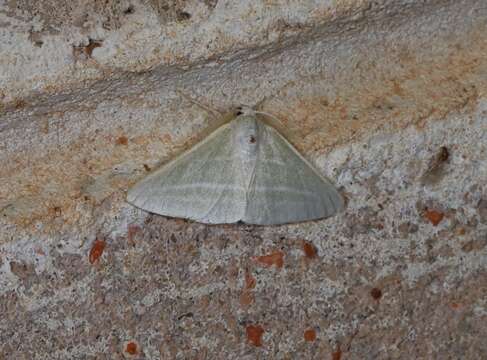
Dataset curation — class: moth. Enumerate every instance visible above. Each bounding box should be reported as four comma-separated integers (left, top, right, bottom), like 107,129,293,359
127,107,343,225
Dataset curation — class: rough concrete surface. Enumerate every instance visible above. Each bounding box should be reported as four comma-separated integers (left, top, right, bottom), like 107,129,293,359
1,0,487,359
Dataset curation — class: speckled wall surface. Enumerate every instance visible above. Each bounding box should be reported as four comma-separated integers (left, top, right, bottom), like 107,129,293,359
1,0,486,359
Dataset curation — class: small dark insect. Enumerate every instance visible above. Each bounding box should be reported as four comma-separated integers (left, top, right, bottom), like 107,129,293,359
73,38,103,59
176,10,191,21
143,164,151,172
124,5,135,14
28,29,44,47
421,146,449,185
50,206,62,217
249,135,256,144
84,38,103,57
438,146,449,162
177,312,194,320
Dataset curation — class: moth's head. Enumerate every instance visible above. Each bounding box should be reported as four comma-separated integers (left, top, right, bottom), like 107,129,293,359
235,105,256,117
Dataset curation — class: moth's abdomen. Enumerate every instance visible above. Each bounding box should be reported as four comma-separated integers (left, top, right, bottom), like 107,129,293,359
233,116,259,159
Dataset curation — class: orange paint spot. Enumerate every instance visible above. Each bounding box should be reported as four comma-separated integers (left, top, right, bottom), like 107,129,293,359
116,136,128,145
127,224,141,243
370,287,382,300
246,324,264,347
240,269,256,308
89,238,106,264
456,227,466,235
245,269,256,290
302,241,317,259
424,209,444,226
125,341,137,355
35,247,46,256
304,328,316,342
239,291,254,307
332,345,342,360
450,302,462,310
255,251,284,269
161,133,172,143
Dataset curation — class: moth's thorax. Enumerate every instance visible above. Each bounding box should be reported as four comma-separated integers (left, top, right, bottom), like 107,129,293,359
232,115,259,159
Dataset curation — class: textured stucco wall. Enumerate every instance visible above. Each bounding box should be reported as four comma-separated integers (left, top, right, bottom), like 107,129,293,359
1,0,486,359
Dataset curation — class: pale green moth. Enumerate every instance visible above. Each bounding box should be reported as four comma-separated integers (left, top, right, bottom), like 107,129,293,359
127,107,343,225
